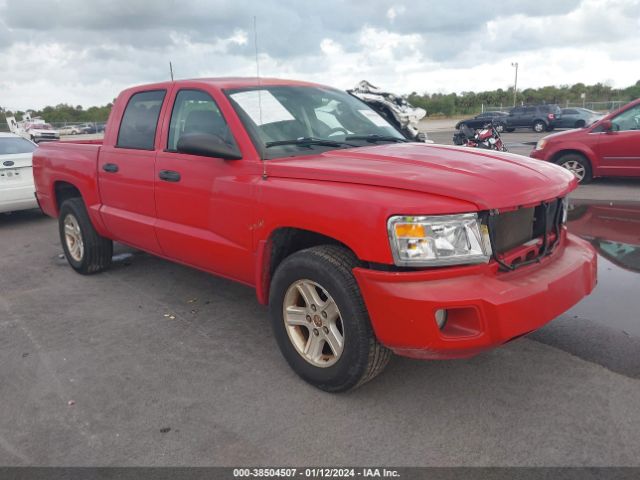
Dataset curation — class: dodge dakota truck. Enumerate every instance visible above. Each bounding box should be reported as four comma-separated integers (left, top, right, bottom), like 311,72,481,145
33,78,597,392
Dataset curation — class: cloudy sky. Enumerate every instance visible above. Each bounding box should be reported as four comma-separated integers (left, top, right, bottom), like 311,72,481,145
1,0,639,110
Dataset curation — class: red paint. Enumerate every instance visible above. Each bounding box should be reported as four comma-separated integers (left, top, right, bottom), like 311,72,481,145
531,98,640,179
33,78,597,359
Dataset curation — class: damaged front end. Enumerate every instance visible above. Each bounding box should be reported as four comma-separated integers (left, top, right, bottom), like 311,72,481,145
347,80,430,143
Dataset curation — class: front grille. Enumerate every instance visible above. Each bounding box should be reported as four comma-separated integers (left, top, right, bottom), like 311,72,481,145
486,198,564,270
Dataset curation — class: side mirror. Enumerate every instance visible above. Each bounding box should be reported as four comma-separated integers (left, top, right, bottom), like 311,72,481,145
176,133,242,160
600,119,613,132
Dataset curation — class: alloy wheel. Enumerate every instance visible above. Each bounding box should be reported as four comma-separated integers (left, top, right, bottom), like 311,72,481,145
282,279,345,368
63,214,84,262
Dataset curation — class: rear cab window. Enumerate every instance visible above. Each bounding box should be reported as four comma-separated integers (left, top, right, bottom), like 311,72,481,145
117,90,166,150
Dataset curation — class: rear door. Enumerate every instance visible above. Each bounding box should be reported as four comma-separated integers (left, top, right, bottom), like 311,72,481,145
595,103,640,176
562,109,578,128
508,107,524,127
98,89,169,253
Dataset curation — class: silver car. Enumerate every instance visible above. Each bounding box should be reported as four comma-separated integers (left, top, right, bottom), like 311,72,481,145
557,108,603,129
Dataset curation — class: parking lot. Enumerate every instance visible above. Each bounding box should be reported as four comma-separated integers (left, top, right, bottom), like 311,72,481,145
2,123,640,465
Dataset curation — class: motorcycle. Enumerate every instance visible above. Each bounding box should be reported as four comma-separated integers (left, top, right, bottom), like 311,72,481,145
453,120,507,152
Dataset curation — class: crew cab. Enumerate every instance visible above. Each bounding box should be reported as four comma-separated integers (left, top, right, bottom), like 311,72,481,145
33,78,597,392
531,98,640,183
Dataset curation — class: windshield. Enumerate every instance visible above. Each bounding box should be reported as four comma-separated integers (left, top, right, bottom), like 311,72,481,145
0,137,37,155
29,123,53,130
226,85,405,159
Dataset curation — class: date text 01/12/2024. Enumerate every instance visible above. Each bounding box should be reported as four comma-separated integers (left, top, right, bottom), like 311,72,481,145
232,468,400,477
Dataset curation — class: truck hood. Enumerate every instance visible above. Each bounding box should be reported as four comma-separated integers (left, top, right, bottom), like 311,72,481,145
267,143,576,210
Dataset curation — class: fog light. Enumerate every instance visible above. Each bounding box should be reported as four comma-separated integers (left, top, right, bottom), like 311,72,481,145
434,309,448,330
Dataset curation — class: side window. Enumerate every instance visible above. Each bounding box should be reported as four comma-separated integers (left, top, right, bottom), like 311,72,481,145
511,107,523,115
524,107,536,114
612,104,640,132
564,109,578,115
117,90,166,150
167,89,236,151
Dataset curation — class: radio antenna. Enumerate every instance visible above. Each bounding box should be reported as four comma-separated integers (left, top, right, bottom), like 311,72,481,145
254,16,267,179
169,61,174,81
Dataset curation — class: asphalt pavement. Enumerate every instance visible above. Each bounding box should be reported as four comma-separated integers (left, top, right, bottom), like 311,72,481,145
1,130,640,467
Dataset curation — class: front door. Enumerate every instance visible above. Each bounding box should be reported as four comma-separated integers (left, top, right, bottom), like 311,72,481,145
596,103,640,177
98,89,168,253
154,88,255,284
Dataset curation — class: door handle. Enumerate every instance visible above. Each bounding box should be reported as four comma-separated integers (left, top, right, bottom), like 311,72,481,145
102,163,119,173
158,170,181,182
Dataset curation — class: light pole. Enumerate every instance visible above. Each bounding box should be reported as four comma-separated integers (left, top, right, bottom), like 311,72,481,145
511,62,519,107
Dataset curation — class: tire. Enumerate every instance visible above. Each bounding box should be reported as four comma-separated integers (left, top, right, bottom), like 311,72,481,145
506,127,515,133
269,245,391,392
495,123,505,133
555,153,592,184
575,120,585,128
533,120,546,133
58,198,113,274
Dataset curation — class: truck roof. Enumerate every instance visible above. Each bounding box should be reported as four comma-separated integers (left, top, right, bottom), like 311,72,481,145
123,77,324,93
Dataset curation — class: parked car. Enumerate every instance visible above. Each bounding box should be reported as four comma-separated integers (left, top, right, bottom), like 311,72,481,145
78,123,98,134
504,104,563,132
58,125,82,135
556,108,603,129
33,78,596,392
531,98,640,183
23,122,60,143
455,111,509,132
0,133,39,213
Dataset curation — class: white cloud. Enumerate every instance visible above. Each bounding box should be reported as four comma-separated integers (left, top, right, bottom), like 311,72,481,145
0,0,638,110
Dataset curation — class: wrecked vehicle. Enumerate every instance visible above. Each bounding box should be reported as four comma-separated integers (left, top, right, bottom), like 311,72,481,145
33,78,597,392
348,80,429,142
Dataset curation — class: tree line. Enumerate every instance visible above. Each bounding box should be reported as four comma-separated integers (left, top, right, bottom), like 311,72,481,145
408,80,640,117
2,80,640,124
1,102,113,125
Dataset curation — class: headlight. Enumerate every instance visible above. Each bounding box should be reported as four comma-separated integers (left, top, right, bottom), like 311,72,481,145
536,138,547,150
387,213,492,267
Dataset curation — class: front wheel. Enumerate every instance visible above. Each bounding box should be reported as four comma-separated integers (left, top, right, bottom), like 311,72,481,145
269,245,391,392
555,153,592,184
494,123,505,133
59,198,113,274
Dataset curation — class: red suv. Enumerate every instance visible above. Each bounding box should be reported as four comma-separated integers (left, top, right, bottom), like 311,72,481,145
530,98,640,183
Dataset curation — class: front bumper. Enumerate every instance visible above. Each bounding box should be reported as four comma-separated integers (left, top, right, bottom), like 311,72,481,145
353,233,597,359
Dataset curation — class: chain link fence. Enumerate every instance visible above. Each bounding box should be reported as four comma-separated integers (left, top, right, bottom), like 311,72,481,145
0,121,105,135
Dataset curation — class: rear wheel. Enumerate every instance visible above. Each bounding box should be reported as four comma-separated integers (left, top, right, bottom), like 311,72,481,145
555,153,592,184
495,123,505,133
575,120,586,128
269,245,391,392
59,198,113,274
533,120,546,133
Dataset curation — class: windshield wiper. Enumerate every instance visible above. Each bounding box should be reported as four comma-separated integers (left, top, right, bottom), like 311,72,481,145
345,134,408,143
265,137,357,148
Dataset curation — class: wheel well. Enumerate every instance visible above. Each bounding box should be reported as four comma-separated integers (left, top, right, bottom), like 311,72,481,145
551,149,589,165
54,181,82,212
258,227,356,304
269,228,353,277
533,118,547,125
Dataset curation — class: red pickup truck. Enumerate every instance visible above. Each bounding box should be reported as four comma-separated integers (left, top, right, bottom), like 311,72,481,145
33,78,597,391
